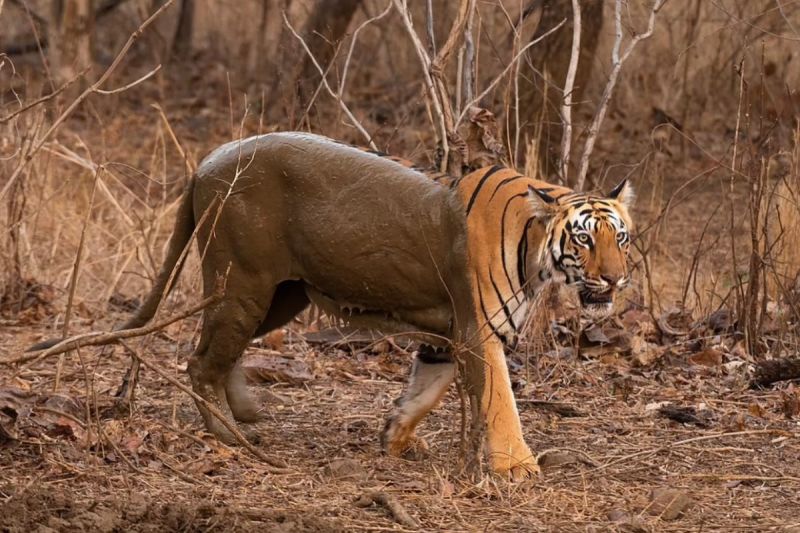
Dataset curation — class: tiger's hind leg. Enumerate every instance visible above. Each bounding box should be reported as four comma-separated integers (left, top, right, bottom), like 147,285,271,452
381,345,455,459
188,270,277,445
226,280,310,423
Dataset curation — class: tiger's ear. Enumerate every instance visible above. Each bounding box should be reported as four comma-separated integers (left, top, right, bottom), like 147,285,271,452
528,186,560,221
607,178,635,208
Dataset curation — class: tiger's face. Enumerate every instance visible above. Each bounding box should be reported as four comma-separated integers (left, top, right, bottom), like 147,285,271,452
531,179,634,318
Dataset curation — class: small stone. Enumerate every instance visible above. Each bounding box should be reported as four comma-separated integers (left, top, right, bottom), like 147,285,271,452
538,451,578,468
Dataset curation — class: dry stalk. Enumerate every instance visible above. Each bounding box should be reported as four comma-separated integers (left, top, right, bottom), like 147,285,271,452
455,20,566,128
575,0,668,190
392,0,456,171
0,0,177,202
54,166,100,391
729,58,746,332
0,67,89,124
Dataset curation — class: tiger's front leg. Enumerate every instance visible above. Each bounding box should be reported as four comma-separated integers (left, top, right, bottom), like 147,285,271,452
462,333,539,480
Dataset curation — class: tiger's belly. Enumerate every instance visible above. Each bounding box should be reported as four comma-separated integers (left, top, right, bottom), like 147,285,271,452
304,284,452,343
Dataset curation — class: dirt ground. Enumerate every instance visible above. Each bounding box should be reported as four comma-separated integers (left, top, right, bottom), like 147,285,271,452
2,291,800,531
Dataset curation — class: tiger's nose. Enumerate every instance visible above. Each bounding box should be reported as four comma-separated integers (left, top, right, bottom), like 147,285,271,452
600,274,622,287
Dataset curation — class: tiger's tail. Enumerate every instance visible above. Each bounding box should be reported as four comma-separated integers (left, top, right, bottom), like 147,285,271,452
28,178,197,352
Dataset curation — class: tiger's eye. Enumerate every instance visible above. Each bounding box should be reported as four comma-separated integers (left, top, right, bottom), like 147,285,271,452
577,233,590,245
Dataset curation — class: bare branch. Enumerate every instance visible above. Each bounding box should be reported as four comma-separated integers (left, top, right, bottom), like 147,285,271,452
121,340,288,471
575,0,668,190
93,64,161,94
4,279,224,367
559,0,581,182
392,0,450,167
283,12,377,150
456,19,566,127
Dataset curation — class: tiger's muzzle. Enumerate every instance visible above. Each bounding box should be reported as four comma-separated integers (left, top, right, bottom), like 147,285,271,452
578,275,628,318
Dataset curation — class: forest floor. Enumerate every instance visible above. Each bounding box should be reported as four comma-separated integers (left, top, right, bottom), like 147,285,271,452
2,309,799,532
2,65,800,531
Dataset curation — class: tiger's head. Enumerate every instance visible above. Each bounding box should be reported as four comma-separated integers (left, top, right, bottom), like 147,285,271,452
530,179,634,318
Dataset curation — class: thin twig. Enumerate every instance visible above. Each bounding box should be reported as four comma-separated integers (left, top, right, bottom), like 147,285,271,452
0,67,89,123
119,340,289,472
283,12,377,150
54,166,100,391
93,64,161,95
455,19,566,127
4,279,225,366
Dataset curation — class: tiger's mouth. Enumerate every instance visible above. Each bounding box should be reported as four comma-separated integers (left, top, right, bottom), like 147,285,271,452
579,289,613,306
579,289,614,318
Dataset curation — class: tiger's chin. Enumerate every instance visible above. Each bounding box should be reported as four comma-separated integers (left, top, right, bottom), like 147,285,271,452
579,291,614,319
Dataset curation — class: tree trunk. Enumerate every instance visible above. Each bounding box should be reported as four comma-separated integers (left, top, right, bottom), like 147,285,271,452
518,0,602,182
171,0,194,59
48,0,94,87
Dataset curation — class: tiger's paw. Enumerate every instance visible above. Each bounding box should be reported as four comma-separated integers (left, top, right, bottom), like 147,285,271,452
489,448,540,481
381,417,429,460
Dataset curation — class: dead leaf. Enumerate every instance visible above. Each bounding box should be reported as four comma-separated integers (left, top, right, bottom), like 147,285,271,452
657,308,692,337
631,335,666,366
657,405,710,427
583,325,611,344
781,387,799,419
262,329,285,350
241,354,313,385
747,403,766,418
607,509,649,532
323,458,366,481
689,348,724,367
647,488,693,520
0,387,33,442
461,106,505,170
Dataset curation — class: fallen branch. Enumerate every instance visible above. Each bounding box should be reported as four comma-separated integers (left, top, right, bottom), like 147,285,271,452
354,491,419,529
3,278,224,366
751,357,800,388
517,399,585,417
119,341,289,472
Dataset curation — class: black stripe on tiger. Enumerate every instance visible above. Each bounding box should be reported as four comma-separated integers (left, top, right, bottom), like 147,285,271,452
477,277,509,346
517,217,534,289
499,192,530,303
488,174,525,202
489,267,517,333
466,165,504,215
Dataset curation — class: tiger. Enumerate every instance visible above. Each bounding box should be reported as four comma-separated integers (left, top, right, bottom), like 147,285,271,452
30,132,634,480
